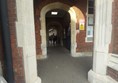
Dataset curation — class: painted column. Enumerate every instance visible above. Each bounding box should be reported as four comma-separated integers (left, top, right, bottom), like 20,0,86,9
88,0,113,83
16,0,41,83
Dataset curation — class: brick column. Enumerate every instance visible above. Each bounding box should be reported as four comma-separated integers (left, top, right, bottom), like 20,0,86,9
15,0,41,83
7,0,25,83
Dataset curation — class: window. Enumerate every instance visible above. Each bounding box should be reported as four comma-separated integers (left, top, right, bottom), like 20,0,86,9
88,0,94,14
87,25,93,38
86,0,94,42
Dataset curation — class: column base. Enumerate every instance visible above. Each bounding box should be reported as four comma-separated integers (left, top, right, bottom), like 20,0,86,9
0,76,7,83
36,55,47,60
34,77,41,83
71,52,92,57
88,69,118,83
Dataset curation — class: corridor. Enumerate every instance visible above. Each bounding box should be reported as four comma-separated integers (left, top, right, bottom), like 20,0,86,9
37,46,92,83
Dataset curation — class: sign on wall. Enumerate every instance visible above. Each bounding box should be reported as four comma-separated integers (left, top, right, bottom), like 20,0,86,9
79,19,85,30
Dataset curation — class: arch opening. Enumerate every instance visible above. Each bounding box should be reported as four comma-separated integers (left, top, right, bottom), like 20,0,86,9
40,2,77,58
46,9,71,51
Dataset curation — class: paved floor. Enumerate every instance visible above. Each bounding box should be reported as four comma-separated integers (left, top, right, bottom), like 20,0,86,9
37,46,92,83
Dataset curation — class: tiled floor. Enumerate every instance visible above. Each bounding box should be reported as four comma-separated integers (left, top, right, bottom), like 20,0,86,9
37,46,92,83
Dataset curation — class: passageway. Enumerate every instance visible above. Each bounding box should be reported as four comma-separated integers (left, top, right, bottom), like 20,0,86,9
46,9,71,50
37,46,92,83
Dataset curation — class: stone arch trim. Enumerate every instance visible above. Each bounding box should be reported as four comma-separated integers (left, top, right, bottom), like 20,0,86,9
40,2,77,58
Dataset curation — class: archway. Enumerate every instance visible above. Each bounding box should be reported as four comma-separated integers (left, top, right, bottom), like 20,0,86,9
12,0,114,83
46,22,62,47
46,9,71,50
40,2,77,58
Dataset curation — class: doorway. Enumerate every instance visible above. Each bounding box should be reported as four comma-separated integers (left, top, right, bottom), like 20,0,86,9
40,2,77,57
46,9,71,51
13,0,113,83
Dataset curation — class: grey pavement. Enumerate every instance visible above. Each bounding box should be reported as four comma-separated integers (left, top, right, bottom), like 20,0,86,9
37,46,92,83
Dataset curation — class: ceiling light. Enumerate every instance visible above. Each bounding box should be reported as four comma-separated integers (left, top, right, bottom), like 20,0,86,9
51,12,58,15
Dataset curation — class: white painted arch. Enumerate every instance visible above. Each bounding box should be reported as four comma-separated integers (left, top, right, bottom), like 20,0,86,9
40,2,77,58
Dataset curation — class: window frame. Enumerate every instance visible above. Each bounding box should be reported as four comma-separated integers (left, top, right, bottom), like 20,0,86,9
86,0,94,42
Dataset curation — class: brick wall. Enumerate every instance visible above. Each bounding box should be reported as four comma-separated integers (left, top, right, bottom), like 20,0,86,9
108,0,118,82
107,67,118,82
7,0,25,83
34,0,93,55
34,15,42,55
110,0,118,54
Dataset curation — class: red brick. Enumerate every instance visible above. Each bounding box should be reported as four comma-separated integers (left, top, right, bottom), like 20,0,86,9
107,67,118,82
110,0,118,54
7,0,25,83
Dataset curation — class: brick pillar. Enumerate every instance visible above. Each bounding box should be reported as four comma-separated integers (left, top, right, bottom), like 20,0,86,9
15,0,41,83
7,0,25,83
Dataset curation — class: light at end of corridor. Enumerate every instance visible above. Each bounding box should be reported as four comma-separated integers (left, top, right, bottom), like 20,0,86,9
51,12,58,15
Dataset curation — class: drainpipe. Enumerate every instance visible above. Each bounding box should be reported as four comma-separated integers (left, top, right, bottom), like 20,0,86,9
0,0,14,83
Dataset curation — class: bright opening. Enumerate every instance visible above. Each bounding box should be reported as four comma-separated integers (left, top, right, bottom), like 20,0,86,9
51,12,58,15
